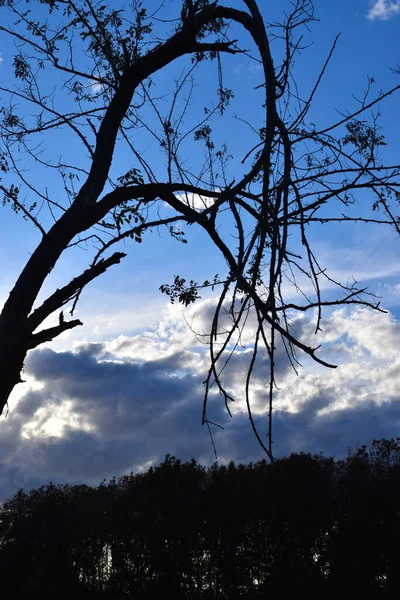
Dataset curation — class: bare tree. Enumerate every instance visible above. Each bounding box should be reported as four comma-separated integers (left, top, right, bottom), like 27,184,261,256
0,0,399,459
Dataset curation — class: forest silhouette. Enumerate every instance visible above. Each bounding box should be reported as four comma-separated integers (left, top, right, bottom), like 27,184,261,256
1,438,400,598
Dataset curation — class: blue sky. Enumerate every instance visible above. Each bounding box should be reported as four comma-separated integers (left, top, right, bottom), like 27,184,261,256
0,0,400,501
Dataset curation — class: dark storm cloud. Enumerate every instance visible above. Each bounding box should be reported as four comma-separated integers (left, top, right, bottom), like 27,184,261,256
211,395,400,464
24,347,205,436
2,305,400,502
0,344,228,501
16,389,64,418
0,430,148,503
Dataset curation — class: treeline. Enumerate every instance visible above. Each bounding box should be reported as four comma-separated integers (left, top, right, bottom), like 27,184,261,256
1,438,400,598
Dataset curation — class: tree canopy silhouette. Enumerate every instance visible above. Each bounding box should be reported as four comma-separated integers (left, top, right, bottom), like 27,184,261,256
0,0,399,458
1,438,400,598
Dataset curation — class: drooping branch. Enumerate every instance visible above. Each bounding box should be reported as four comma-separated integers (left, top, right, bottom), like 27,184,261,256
0,0,399,460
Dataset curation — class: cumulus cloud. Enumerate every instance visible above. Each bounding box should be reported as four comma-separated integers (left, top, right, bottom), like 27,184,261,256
1,300,400,502
367,0,400,20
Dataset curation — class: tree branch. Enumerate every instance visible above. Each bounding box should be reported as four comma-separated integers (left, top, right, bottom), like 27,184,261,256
28,318,83,349
27,252,127,332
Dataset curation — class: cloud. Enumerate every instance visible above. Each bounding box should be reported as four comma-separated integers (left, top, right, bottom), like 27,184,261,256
90,78,106,94
233,61,262,76
175,192,216,211
1,301,400,502
0,54,3,65
162,192,218,213
248,62,262,74
367,0,400,20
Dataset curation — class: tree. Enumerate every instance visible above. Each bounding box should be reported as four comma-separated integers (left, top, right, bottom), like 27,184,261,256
0,0,399,458
1,443,400,597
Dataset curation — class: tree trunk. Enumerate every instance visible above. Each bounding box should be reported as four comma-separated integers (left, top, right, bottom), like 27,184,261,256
0,319,29,411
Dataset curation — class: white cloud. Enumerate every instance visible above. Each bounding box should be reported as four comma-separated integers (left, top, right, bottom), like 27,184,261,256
163,192,217,212
176,192,216,211
233,61,262,76
90,79,105,94
248,62,262,74
367,0,400,20
0,54,3,65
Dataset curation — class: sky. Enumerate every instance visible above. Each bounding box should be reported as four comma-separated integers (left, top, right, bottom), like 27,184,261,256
0,0,400,502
